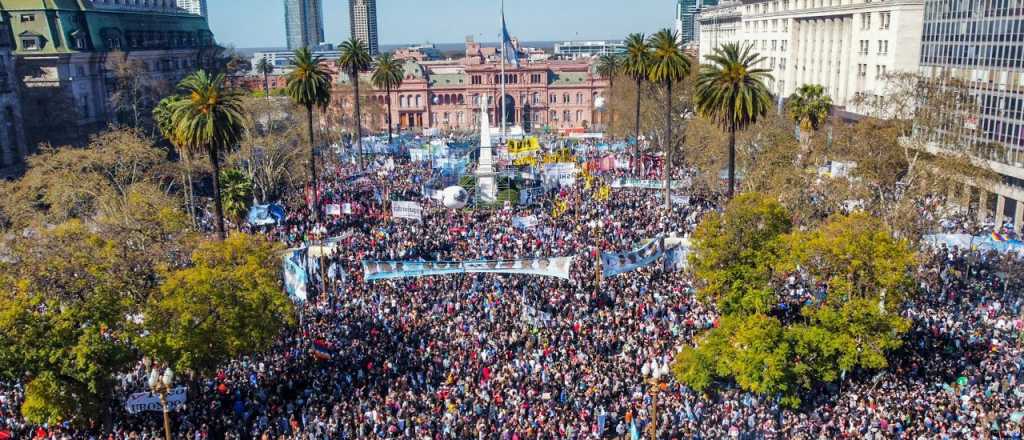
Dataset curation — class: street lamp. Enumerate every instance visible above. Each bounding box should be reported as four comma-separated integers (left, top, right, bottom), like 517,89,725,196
142,357,175,440
642,360,671,440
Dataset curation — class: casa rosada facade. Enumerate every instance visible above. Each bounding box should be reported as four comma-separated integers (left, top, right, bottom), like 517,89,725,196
359,58,610,134
237,41,610,134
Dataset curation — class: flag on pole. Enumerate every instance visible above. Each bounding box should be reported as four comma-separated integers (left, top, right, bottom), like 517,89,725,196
501,9,520,68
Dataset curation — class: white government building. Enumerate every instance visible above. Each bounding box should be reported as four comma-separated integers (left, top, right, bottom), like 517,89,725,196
697,0,925,114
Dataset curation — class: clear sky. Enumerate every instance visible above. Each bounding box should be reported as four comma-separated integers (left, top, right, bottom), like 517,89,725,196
208,0,676,48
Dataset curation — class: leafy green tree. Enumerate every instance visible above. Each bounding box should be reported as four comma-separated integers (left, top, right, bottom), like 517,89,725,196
168,70,246,240
695,43,773,198
337,37,373,169
647,29,691,210
677,198,915,407
285,47,332,220
689,193,792,315
786,84,832,152
256,56,274,99
371,53,404,144
219,168,254,224
595,53,621,128
622,33,650,171
142,233,296,375
0,221,145,425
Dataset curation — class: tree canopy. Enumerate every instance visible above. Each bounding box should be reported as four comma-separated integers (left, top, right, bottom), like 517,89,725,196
676,194,915,407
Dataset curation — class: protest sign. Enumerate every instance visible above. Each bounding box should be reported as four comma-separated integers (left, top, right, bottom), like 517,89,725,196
362,256,575,281
125,387,187,414
392,201,423,221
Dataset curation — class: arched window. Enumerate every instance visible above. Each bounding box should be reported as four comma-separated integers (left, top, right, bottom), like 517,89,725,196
399,96,406,107
563,93,570,104
444,94,451,105
550,110,557,121
563,110,571,123
577,93,583,104
576,110,583,121
458,95,465,105
415,95,422,107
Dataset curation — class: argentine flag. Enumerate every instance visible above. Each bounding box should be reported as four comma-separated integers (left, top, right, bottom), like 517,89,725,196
501,10,520,68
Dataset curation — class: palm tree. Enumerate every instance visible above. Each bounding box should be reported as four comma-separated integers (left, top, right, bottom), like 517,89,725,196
154,96,199,227
167,70,246,240
219,168,254,224
622,33,651,174
595,53,621,130
647,29,691,210
695,43,773,199
337,37,373,169
371,53,405,144
285,47,332,221
256,57,274,99
786,84,832,153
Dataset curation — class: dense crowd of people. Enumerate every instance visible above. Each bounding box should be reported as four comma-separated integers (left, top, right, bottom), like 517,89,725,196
1,136,1022,440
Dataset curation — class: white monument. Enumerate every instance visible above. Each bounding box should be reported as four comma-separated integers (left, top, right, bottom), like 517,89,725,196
476,100,498,202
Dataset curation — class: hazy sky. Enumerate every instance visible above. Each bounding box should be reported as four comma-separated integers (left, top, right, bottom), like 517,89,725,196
208,0,675,48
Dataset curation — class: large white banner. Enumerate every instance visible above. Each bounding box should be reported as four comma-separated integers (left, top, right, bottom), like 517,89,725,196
392,201,423,221
362,256,575,281
125,387,187,414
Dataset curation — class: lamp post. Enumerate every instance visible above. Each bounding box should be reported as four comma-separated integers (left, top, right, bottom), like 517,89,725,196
142,357,175,440
641,360,670,440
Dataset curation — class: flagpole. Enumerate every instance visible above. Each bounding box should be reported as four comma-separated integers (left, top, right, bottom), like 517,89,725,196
500,0,506,139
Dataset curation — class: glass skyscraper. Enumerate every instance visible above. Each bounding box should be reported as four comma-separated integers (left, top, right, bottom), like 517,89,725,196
284,0,325,50
919,0,1024,230
349,0,379,56
677,0,719,43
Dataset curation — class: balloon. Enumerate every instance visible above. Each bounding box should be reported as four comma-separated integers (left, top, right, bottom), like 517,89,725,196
442,186,469,209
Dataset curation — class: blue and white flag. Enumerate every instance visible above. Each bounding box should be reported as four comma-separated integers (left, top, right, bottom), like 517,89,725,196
501,9,519,68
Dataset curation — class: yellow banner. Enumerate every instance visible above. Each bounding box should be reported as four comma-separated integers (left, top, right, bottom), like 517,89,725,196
507,137,540,154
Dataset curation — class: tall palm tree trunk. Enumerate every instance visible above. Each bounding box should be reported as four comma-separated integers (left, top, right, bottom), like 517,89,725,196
386,84,394,144
663,80,673,215
634,77,642,176
728,122,737,199
263,71,270,99
352,69,365,169
307,104,320,222
208,147,226,240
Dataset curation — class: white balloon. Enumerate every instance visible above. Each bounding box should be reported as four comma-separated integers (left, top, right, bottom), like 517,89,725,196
442,186,469,209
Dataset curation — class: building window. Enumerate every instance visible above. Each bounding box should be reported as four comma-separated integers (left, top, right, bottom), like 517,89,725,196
576,93,583,104
532,92,539,104
563,110,571,123
549,94,556,104
861,13,871,30
550,110,558,121
859,40,869,54
878,40,888,54
20,14,35,22
471,75,482,85
857,64,867,77
880,12,890,29
21,38,39,51
576,110,582,122
876,64,887,78
563,93,570,104
531,73,541,83
415,95,421,107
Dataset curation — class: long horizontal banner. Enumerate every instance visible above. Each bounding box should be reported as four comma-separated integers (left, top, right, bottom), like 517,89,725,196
362,257,575,281
392,201,423,221
610,178,689,190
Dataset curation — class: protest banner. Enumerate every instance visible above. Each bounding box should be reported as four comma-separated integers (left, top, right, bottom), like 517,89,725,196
125,387,187,414
601,237,664,277
610,178,689,190
325,204,342,217
512,215,539,229
362,256,575,281
391,201,423,221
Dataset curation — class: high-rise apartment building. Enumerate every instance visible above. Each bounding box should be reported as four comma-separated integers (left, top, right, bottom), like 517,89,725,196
177,0,208,16
285,0,325,50
349,0,379,56
677,0,720,44
918,0,1024,231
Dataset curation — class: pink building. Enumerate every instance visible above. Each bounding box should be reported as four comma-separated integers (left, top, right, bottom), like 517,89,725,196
358,39,610,134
